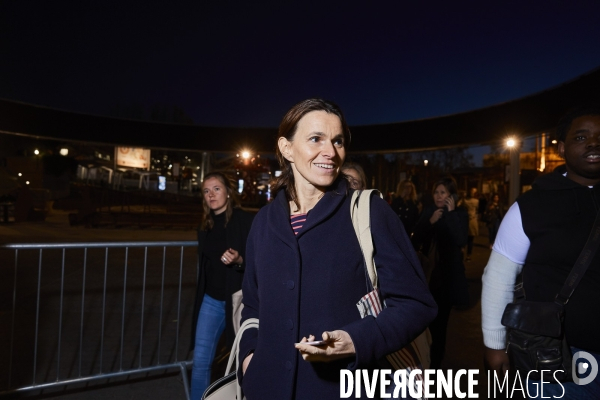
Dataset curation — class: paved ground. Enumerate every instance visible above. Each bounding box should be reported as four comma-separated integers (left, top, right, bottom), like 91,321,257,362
1,210,497,399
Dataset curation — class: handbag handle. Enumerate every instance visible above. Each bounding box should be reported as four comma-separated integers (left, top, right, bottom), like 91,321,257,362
225,317,258,399
350,189,383,290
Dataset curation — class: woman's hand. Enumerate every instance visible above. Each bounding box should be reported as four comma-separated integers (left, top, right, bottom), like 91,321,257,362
444,195,456,211
242,353,253,375
429,208,444,224
294,330,355,362
221,248,243,265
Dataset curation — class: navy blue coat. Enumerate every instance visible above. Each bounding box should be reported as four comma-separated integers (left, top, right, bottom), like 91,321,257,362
239,178,437,399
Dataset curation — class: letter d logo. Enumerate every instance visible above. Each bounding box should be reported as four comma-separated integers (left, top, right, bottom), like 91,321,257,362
573,351,598,385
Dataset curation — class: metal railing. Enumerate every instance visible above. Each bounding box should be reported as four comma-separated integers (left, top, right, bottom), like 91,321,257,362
0,241,198,399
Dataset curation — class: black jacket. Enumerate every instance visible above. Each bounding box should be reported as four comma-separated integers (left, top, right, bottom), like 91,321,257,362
192,207,255,350
412,204,469,306
390,197,421,236
517,166,600,352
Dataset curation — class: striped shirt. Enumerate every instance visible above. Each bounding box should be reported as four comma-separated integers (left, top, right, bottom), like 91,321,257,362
290,213,307,236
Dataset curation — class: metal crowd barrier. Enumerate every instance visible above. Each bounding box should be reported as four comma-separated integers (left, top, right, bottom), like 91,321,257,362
0,241,198,399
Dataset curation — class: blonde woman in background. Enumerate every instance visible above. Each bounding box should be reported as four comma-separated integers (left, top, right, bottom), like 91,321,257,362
191,172,255,399
390,179,421,236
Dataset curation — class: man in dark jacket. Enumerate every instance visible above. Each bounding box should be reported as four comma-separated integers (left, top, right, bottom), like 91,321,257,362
482,104,600,398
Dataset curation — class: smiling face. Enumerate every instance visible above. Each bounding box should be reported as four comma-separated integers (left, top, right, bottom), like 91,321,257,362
278,110,346,194
202,177,229,214
433,184,450,208
558,115,600,186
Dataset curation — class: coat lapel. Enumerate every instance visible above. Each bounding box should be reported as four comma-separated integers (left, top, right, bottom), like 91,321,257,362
267,191,298,250
267,178,349,244
296,178,348,240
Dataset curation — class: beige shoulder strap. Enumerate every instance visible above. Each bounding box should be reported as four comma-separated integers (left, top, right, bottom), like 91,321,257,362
350,189,383,289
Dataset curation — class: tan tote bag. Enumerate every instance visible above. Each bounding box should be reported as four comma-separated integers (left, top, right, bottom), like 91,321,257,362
351,190,432,400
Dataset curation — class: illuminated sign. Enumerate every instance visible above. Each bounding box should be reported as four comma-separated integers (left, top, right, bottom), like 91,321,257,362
116,147,150,170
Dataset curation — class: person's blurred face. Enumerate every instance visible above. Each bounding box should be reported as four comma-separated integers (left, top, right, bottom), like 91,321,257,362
434,184,450,208
402,184,412,198
343,168,363,190
558,115,600,186
493,194,499,203
470,188,477,198
278,110,346,193
202,177,228,214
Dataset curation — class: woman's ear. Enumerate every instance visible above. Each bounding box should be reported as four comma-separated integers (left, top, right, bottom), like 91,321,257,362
278,137,293,162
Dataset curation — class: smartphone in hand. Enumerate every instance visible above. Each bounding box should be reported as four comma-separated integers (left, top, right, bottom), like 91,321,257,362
296,340,330,346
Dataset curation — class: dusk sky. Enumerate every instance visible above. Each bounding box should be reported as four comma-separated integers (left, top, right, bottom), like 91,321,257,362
2,1,600,135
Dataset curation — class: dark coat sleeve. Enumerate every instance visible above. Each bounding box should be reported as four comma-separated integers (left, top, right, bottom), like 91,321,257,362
237,208,263,382
342,194,438,368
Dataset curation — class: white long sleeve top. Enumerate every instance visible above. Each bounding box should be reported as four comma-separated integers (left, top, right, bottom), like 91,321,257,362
481,202,529,349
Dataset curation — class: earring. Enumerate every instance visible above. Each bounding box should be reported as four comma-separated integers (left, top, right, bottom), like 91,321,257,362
227,195,230,198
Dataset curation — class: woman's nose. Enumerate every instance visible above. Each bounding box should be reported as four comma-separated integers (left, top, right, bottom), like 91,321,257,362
321,140,336,157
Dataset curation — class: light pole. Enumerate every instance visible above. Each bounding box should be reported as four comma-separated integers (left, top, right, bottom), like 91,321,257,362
506,138,520,206
423,159,428,191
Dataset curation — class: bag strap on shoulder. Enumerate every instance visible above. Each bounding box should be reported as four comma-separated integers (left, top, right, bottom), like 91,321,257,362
555,209,600,305
350,189,383,290
517,209,600,306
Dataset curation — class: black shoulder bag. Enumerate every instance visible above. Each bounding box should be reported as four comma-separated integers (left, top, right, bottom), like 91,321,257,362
501,210,600,382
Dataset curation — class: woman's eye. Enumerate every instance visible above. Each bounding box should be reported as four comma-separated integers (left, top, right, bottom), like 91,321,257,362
334,139,344,147
309,136,319,143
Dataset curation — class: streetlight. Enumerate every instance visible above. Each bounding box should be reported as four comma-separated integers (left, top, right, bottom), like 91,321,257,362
506,137,520,206
423,160,429,190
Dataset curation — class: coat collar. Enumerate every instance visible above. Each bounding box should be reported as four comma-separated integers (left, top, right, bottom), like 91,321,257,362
268,177,349,246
